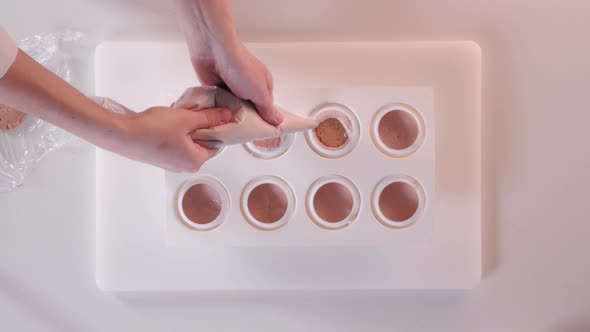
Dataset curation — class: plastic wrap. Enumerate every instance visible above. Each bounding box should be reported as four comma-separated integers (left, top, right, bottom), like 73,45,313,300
0,32,82,192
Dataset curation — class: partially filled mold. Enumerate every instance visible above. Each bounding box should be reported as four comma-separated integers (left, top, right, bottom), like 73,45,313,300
253,137,283,149
314,118,349,148
305,103,360,158
241,176,295,231
306,175,361,230
243,133,294,160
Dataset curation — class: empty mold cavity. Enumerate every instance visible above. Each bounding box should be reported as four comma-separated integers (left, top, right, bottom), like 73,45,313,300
306,175,361,230
372,175,426,229
243,133,294,159
177,176,230,231
371,103,425,158
305,103,360,158
241,176,295,231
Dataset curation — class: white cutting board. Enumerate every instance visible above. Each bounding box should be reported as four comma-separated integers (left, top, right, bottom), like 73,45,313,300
95,41,481,291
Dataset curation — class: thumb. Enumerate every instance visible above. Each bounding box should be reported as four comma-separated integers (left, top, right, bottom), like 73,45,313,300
183,142,220,173
187,108,232,130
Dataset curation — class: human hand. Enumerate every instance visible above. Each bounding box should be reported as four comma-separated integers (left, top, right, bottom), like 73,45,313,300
0,47,230,173
174,0,284,126
102,99,231,172
192,43,284,126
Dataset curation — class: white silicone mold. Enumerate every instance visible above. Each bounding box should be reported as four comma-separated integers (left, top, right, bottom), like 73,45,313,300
165,87,434,247
96,41,482,292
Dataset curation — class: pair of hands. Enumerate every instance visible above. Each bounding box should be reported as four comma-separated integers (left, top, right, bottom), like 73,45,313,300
109,0,284,172
118,41,281,172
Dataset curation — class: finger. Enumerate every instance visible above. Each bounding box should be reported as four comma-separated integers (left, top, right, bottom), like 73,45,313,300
184,141,220,172
215,82,231,91
266,70,274,95
255,101,284,126
202,146,221,160
193,139,223,149
253,73,283,126
192,143,220,161
186,107,232,130
198,72,222,86
192,58,221,84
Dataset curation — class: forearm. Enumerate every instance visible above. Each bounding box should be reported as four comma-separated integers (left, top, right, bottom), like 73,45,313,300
0,50,127,151
174,0,240,57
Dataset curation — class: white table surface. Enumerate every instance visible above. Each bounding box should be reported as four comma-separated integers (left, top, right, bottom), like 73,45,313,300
1,0,590,331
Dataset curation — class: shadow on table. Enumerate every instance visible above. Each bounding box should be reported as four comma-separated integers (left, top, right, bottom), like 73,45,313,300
480,30,526,279
117,289,471,330
0,270,82,331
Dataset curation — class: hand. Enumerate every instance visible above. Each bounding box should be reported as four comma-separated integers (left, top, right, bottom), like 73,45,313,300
192,43,284,126
108,101,231,172
174,0,284,126
0,49,231,173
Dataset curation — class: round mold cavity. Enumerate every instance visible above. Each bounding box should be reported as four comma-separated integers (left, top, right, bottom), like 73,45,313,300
306,175,361,230
371,175,426,229
370,103,425,158
243,133,294,160
241,176,295,231
305,103,360,159
176,176,230,231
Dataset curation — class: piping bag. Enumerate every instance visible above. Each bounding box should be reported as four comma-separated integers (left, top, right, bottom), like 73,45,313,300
172,86,319,148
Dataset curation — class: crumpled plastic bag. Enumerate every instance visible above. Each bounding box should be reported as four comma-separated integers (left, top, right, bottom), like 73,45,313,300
172,86,318,148
0,32,81,192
